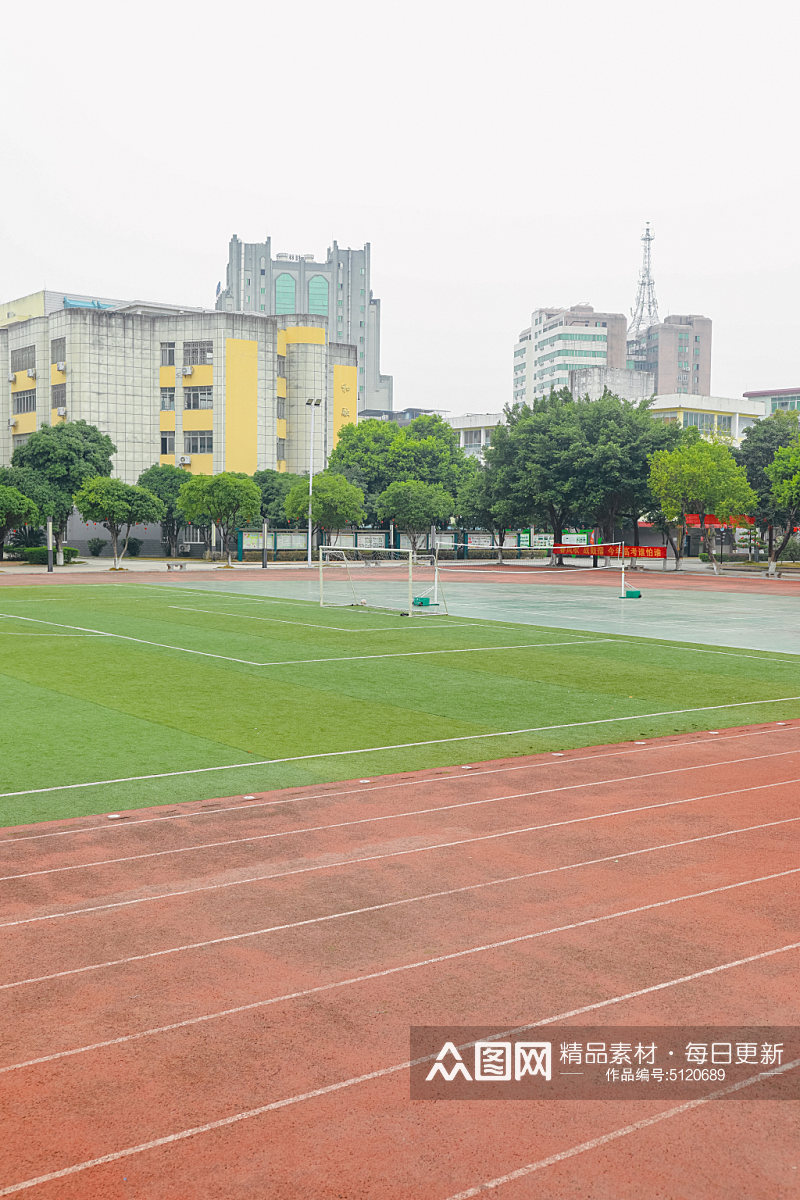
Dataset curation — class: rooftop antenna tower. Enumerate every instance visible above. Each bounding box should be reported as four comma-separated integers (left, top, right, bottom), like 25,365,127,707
628,222,660,338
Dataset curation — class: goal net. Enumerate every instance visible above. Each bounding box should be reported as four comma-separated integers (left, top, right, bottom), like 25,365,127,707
319,547,448,616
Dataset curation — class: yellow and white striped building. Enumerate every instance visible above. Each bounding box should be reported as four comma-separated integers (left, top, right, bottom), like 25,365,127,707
0,298,357,483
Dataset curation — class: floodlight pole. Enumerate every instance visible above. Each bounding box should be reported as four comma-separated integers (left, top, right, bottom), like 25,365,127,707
306,398,322,567
46,516,53,573
262,518,268,569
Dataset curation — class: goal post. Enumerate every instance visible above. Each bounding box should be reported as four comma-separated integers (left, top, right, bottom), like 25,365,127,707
318,546,448,616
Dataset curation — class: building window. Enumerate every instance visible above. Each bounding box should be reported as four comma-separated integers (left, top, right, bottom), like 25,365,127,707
277,354,286,379
683,411,714,432
51,384,66,406
161,342,175,366
10,346,35,373
275,273,297,314
160,388,176,410
183,341,213,366
184,432,213,454
183,387,213,410
308,274,329,316
161,433,175,454
463,430,482,446
277,398,286,420
13,389,36,414
51,337,66,364
717,415,732,433
276,438,286,459
12,433,31,449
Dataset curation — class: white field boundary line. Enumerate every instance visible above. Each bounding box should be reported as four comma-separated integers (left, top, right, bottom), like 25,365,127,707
4,748,799,883
5,724,793,845
4,814,798,993
442,1058,800,1200
0,899,797,1199
171,603,800,665
3,777,798,929
169,605,475,632
0,612,612,668
3,696,800,803
0,633,105,637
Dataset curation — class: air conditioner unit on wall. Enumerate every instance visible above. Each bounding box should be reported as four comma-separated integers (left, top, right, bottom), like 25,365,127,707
56,406,67,416
7,372,15,383
56,361,67,373
8,417,17,428
181,366,193,377
27,367,36,379
178,455,191,465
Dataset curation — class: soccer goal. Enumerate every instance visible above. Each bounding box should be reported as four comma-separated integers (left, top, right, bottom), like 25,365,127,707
319,547,448,616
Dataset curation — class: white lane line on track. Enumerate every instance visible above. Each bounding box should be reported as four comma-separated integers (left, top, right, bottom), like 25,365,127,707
3,697,800,801
169,605,476,632
0,937,797,1196
3,777,798,928
4,724,794,845
441,1057,800,1200
3,815,797,992
3,747,799,882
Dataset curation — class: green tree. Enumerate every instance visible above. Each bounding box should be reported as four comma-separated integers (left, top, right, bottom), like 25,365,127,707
0,467,62,560
736,410,800,558
12,420,115,561
73,477,165,568
253,469,305,526
484,392,589,555
284,472,366,542
375,480,454,557
765,439,800,574
649,437,756,573
328,415,472,523
136,464,190,556
578,392,683,548
457,459,521,561
177,472,261,566
0,485,39,559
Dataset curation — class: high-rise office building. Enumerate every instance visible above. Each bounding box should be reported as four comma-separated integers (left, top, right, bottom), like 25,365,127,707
627,314,712,396
216,235,392,414
513,305,627,403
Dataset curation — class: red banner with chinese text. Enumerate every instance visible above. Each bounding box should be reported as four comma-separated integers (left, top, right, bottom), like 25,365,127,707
552,544,667,559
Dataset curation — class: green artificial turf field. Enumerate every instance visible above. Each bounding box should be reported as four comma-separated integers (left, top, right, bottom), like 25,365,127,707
1,581,798,826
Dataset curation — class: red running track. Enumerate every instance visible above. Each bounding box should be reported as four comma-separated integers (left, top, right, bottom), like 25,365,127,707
0,722,798,1198
1,563,800,595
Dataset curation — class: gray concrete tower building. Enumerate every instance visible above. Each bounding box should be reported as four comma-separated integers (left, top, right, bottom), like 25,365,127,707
216,235,393,413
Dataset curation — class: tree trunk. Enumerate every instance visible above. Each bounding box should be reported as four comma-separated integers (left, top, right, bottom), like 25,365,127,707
170,526,179,557
55,525,65,567
701,519,720,575
0,540,4,562
110,528,119,570
768,518,796,575
496,531,505,563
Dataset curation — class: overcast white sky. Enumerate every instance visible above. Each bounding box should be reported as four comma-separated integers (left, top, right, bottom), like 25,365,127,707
3,1,799,415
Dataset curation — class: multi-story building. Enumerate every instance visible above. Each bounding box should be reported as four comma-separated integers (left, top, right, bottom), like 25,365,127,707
216,235,392,414
568,366,655,403
513,305,627,403
742,386,800,415
627,314,712,396
0,303,357,483
1,289,124,329
648,392,765,446
445,413,502,461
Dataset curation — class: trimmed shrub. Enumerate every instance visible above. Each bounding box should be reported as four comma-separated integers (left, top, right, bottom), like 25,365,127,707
21,546,79,565
126,537,143,557
87,538,106,557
